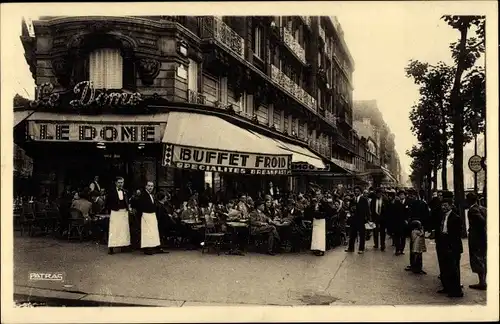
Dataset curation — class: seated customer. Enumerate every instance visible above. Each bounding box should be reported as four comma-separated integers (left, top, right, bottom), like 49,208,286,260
71,188,93,220
91,191,106,214
249,200,280,255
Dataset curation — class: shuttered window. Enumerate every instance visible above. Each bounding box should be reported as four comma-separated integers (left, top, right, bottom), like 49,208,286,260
227,85,245,112
273,109,281,131
203,73,219,106
292,117,298,135
89,48,123,89
284,114,289,133
255,104,269,125
188,59,198,92
298,121,305,139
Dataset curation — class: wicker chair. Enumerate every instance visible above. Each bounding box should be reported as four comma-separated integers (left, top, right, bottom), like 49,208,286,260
67,208,86,241
201,218,225,255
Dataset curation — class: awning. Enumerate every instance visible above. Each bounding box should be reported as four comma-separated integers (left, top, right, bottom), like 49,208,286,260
272,139,326,169
162,112,292,175
14,110,34,127
25,112,169,143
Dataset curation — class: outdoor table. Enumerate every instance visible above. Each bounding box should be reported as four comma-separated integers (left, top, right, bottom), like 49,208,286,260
225,221,249,255
181,219,203,225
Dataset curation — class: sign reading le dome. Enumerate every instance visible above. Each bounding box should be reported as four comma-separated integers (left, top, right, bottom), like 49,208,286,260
468,155,483,173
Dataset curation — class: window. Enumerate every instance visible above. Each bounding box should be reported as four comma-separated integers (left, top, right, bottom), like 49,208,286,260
203,73,220,106
253,25,264,58
188,59,198,92
89,48,123,89
228,85,245,113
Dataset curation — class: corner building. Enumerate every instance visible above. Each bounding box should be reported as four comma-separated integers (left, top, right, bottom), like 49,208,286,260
16,16,356,198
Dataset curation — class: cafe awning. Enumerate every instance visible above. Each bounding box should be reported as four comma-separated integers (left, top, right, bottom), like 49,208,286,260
162,112,292,175
272,139,326,169
14,110,34,128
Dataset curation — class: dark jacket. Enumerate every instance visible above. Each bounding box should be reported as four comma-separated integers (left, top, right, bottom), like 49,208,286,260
106,188,130,211
135,189,157,214
467,204,487,234
352,195,370,225
369,197,388,224
408,199,430,230
436,210,463,254
391,200,409,231
305,201,327,220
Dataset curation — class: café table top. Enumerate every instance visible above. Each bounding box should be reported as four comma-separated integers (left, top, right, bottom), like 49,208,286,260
226,222,248,227
181,219,203,225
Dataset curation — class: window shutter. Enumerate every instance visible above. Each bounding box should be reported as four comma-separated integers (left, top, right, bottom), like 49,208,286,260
188,59,198,92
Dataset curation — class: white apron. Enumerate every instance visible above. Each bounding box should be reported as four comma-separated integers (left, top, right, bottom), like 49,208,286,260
141,212,161,248
108,209,131,248
311,218,326,252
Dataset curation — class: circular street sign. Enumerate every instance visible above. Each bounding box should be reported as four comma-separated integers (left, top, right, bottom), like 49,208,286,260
468,155,483,173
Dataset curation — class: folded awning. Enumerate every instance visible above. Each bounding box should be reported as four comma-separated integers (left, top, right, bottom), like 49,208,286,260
162,112,292,175
272,139,326,169
25,112,169,143
14,110,34,128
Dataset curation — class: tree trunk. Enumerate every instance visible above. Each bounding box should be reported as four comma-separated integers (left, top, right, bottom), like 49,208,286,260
432,164,438,191
441,148,448,190
450,26,468,237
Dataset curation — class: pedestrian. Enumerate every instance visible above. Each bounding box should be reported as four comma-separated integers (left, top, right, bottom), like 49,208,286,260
409,220,427,274
436,192,464,298
346,186,370,254
106,177,131,255
466,192,487,290
370,188,388,251
391,190,408,255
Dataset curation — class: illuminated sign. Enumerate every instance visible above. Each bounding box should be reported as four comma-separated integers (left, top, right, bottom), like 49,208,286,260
164,144,292,175
28,122,163,143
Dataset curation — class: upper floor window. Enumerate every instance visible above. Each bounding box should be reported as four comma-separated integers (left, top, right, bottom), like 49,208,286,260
89,48,123,89
253,25,264,58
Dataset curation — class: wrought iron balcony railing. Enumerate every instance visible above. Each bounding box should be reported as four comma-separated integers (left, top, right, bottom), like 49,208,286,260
199,16,245,58
324,110,337,128
282,27,306,65
187,89,206,105
300,16,312,29
309,139,332,159
270,64,317,112
319,25,326,43
331,157,357,172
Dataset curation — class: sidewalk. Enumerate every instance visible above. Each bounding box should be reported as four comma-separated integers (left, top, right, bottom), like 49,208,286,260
13,235,486,306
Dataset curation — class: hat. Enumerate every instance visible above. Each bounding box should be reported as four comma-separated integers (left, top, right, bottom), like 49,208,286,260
442,191,454,199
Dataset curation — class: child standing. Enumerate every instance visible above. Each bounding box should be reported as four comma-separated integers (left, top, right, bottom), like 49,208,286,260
410,220,427,274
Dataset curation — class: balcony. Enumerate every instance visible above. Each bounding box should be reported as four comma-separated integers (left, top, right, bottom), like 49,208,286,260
334,134,356,153
319,25,326,44
300,16,312,29
331,157,357,172
270,64,317,112
309,139,332,159
324,110,337,128
281,27,307,65
325,43,333,61
187,90,206,105
199,17,245,58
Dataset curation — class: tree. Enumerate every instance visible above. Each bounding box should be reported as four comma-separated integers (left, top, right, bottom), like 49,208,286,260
442,15,485,230
406,60,454,190
407,144,435,194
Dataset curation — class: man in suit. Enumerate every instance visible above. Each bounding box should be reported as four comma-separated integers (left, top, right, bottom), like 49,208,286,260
392,190,409,255
268,181,279,200
135,181,166,255
436,193,464,298
466,192,487,290
249,200,280,255
346,186,371,254
370,188,388,251
106,177,131,255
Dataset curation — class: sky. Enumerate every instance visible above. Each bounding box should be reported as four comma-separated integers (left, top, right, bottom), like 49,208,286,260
1,2,490,176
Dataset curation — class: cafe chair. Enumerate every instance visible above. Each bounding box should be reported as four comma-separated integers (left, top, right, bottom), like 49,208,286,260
201,219,225,255
20,203,36,237
67,208,86,242
34,201,52,235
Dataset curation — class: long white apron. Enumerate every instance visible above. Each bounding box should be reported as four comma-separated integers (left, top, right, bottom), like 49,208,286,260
108,210,131,247
310,218,326,252
141,212,161,248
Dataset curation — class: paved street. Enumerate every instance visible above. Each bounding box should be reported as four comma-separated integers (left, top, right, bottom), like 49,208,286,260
13,234,486,306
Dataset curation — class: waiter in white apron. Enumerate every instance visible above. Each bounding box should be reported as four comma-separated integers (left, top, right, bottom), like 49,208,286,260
107,177,131,255
135,181,167,255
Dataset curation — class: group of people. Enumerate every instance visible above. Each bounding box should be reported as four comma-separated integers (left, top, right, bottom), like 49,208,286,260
38,176,487,299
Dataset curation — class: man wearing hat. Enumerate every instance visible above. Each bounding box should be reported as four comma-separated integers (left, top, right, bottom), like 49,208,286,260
436,191,464,298
249,199,280,255
466,192,487,290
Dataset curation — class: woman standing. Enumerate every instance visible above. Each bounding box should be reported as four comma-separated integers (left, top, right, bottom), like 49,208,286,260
308,191,327,256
